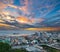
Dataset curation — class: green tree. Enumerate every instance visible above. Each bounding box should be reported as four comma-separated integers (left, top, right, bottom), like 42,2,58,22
0,42,28,52
41,45,60,52
0,42,11,52
11,49,28,52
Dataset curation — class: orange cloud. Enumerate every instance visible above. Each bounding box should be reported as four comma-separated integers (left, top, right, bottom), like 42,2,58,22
19,0,29,14
8,4,18,9
0,20,5,23
24,27,60,31
8,4,29,14
0,23,19,30
7,0,29,14
16,16,44,25
0,0,30,15
0,2,7,10
2,11,10,15
0,0,14,10
0,23,12,27
16,16,33,24
19,6,28,14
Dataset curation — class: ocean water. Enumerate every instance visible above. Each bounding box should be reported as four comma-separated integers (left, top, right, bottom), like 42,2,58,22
0,30,37,36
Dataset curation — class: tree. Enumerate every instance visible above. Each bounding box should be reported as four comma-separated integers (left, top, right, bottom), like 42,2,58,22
0,42,11,52
0,42,28,52
11,49,28,52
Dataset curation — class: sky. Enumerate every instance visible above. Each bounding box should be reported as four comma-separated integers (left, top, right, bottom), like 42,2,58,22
0,0,60,31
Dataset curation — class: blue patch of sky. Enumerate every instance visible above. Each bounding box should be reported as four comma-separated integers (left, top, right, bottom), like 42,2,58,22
13,0,21,6
45,4,60,18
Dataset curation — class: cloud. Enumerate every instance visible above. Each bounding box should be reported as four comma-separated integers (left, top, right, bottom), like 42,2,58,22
16,16,33,25
0,2,7,10
0,0,32,17
24,27,60,31
0,0,14,11
2,9,20,17
57,10,60,13
8,4,28,13
16,16,44,25
8,0,29,15
2,11,10,15
0,23,19,30
8,4,18,9
30,18,44,24
19,0,28,11
7,4,29,16
0,0,14,4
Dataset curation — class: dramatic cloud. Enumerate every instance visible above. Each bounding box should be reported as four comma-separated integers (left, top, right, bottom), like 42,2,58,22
0,0,60,29
16,16,44,25
16,16,33,25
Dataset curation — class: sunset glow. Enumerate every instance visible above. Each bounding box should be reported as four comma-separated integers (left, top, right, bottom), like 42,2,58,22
16,16,33,24
24,27,60,31
0,0,60,31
